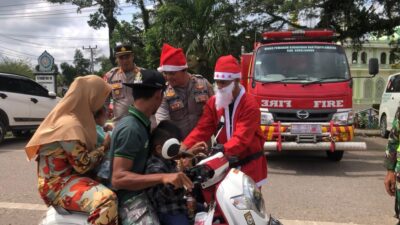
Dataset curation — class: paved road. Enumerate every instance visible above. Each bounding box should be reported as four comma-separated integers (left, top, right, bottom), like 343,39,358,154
263,136,396,225
0,136,397,225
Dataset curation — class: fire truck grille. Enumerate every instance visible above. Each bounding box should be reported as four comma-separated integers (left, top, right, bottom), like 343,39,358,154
270,109,336,122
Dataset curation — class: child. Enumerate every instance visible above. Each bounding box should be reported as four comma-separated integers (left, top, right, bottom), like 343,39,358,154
146,120,191,225
94,106,113,183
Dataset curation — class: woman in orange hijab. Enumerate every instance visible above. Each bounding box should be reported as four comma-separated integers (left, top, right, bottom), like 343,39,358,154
25,75,117,225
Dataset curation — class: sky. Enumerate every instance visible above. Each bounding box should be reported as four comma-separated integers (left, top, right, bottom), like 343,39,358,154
0,0,139,69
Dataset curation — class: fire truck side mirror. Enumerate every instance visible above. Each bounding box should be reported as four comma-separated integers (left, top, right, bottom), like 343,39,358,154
368,58,379,77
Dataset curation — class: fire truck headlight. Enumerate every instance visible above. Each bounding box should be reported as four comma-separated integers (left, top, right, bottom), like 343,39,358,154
332,111,354,125
261,112,274,125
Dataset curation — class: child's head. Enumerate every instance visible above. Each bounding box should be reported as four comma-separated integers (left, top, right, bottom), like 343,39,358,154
150,120,182,157
94,106,108,126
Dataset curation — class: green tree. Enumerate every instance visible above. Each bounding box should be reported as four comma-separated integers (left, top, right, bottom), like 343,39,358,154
144,0,240,80
95,55,114,76
46,0,119,63
0,57,34,78
238,0,400,44
111,19,146,66
73,49,90,76
59,49,90,85
60,62,77,85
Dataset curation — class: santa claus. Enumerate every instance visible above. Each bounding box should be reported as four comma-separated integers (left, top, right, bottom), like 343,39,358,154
182,55,267,187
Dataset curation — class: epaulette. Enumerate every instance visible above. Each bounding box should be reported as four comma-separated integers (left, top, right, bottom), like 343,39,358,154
110,67,120,73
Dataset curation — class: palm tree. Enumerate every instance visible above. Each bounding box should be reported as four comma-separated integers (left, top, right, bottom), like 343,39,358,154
144,0,240,79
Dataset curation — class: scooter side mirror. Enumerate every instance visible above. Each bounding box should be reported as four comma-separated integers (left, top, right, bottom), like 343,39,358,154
162,138,181,159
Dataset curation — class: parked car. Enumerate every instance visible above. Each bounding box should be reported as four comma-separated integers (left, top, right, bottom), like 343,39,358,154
379,72,400,138
0,73,60,144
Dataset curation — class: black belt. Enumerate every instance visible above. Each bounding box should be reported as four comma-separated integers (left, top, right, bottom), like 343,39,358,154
229,151,264,168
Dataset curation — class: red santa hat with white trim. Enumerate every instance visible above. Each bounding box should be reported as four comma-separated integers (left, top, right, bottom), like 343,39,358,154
157,43,188,72
214,55,241,80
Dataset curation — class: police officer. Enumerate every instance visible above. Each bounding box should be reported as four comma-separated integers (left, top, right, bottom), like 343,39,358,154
103,44,142,123
155,43,214,138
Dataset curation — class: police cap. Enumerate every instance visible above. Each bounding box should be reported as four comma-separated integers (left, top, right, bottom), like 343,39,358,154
114,44,133,56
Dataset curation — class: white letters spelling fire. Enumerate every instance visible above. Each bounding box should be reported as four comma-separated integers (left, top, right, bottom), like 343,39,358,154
261,99,344,108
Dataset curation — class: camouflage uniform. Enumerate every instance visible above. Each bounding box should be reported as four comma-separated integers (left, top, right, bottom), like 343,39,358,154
155,74,214,138
104,66,142,123
384,107,400,220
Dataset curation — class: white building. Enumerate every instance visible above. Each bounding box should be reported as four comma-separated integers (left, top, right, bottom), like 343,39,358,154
344,31,400,110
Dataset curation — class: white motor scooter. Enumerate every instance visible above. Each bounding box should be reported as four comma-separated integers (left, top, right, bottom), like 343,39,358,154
40,205,89,225
40,140,282,225
162,138,282,225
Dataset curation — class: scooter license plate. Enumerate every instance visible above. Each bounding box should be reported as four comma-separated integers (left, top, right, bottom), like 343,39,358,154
291,124,322,134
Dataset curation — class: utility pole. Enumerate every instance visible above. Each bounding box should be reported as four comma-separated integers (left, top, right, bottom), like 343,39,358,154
82,45,97,73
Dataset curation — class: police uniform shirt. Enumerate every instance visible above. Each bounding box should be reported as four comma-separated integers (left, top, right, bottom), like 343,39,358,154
155,74,214,138
105,66,141,123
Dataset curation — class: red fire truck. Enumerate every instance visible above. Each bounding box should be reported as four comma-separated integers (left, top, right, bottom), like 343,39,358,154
241,29,378,161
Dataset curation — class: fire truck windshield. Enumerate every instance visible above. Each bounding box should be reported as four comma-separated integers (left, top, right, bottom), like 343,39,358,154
254,44,350,83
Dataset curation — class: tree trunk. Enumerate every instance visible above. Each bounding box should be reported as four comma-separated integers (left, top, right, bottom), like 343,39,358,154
138,0,150,31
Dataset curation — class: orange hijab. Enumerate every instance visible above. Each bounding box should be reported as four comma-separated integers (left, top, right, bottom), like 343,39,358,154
25,75,112,161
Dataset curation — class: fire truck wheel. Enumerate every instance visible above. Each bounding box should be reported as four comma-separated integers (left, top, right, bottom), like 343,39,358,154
380,115,389,138
326,150,344,161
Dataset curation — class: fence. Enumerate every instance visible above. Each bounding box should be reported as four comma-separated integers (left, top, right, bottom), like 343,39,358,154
354,108,379,129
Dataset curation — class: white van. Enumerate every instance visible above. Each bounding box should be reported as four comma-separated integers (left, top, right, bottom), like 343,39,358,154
379,72,400,138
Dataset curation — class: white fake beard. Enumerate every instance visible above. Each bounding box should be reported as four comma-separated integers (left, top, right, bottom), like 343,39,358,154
215,82,235,110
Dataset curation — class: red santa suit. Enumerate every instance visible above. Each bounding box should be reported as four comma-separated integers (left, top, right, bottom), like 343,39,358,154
183,85,267,186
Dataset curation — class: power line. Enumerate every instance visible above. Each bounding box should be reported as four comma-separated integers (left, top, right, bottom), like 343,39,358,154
0,35,86,49
0,0,130,8
0,1,47,8
0,3,133,12
0,49,75,63
0,9,97,17
0,44,39,58
0,8,98,16
0,11,134,19
0,50,34,60
0,32,108,41
0,5,78,12
0,44,75,63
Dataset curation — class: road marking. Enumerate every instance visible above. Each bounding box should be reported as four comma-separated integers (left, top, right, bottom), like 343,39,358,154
0,202,46,211
280,219,363,225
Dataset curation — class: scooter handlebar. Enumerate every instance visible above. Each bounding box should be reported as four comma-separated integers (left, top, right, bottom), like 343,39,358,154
184,165,215,185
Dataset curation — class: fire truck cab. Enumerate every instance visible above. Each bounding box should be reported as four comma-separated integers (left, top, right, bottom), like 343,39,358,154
241,29,378,161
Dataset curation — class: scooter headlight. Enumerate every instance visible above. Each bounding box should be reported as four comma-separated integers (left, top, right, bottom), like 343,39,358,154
231,175,265,218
